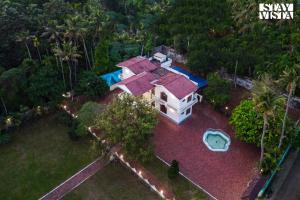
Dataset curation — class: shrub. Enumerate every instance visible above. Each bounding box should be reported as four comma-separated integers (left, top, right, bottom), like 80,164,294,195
56,111,73,127
68,120,80,141
75,102,104,136
168,160,179,179
203,73,231,108
94,40,110,74
75,71,109,98
0,131,11,145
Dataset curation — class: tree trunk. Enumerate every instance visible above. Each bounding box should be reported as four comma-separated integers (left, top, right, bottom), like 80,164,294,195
0,96,8,115
140,44,144,56
56,41,66,90
60,59,66,91
82,37,92,69
279,89,292,148
25,42,32,59
67,61,73,91
234,60,238,88
260,115,268,170
36,47,42,62
90,47,94,68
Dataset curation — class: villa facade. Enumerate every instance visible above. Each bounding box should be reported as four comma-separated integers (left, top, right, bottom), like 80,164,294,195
114,53,200,124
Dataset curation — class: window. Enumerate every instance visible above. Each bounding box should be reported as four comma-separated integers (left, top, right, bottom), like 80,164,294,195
160,104,167,114
182,99,186,102
186,108,191,115
187,95,192,102
160,92,168,102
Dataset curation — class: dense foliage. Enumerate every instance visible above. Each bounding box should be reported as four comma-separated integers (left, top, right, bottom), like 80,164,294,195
203,73,231,108
75,71,109,98
95,94,158,162
230,100,296,147
75,101,104,136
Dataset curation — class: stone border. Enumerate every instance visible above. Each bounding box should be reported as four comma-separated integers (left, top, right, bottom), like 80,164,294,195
203,128,231,152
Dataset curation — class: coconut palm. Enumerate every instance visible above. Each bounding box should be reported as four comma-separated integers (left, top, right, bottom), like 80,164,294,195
42,23,67,90
16,30,32,59
64,15,92,69
53,41,81,91
0,88,7,115
277,65,300,148
252,74,284,169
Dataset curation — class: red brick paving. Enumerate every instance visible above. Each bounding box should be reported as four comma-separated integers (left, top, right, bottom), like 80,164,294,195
39,158,108,200
153,102,260,200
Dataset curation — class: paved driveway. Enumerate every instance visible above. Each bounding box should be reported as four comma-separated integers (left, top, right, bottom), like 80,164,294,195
153,102,260,200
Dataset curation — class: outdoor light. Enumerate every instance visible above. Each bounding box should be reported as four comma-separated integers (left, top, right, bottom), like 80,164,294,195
63,105,67,109
6,117,12,125
225,106,229,110
160,190,164,195
88,127,92,131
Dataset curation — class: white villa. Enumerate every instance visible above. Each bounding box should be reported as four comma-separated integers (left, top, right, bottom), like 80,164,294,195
113,53,201,124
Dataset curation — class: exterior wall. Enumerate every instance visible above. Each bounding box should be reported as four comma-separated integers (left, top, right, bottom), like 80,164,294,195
120,67,135,80
153,85,196,124
142,90,153,102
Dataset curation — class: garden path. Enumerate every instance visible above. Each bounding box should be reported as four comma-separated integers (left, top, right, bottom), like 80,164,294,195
39,157,109,200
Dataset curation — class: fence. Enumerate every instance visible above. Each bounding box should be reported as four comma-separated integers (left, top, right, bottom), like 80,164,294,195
221,73,300,109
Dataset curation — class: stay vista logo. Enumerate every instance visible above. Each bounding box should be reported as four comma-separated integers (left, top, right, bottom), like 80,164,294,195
259,3,294,19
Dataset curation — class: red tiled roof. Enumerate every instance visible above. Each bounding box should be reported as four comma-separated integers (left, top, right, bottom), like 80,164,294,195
117,56,158,74
117,72,156,96
154,73,198,99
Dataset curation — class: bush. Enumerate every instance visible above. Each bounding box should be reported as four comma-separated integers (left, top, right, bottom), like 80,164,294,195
0,131,11,145
75,71,109,98
56,111,73,127
168,160,179,179
68,120,80,141
203,73,231,108
94,40,110,74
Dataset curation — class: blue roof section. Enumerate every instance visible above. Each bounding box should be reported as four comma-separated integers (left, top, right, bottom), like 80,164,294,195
172,66,208,88
100,70,122,87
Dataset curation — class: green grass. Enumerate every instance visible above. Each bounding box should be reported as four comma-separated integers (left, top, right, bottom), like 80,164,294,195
63,162,160,200
0,114,98,200
144,158,209,200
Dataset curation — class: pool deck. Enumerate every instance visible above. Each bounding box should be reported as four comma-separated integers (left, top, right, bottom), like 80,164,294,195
153,102,260,200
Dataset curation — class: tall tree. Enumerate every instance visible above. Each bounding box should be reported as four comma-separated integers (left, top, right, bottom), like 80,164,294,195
53,41,81,91
277,64,300,148
252,75,284,169
16,31,32,60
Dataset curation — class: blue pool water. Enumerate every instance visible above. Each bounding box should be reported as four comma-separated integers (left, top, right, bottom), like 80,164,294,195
203,129,231,152
172,66,207,88
100,70,122,87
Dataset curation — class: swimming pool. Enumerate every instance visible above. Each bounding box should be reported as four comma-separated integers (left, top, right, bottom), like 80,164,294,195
100,70,122,87
172,66,208,88
203,129,231,152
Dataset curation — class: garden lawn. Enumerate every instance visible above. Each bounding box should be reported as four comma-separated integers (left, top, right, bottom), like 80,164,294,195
0,114,98,200
144,158,209,200
63,162,160,200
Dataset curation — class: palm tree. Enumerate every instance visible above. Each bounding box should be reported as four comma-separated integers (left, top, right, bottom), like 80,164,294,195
16,30,32,59
252,74,284,169
0,89,8,115
277,65,300,148
53,41,81,91
32,35,42,62
41,23,67,90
